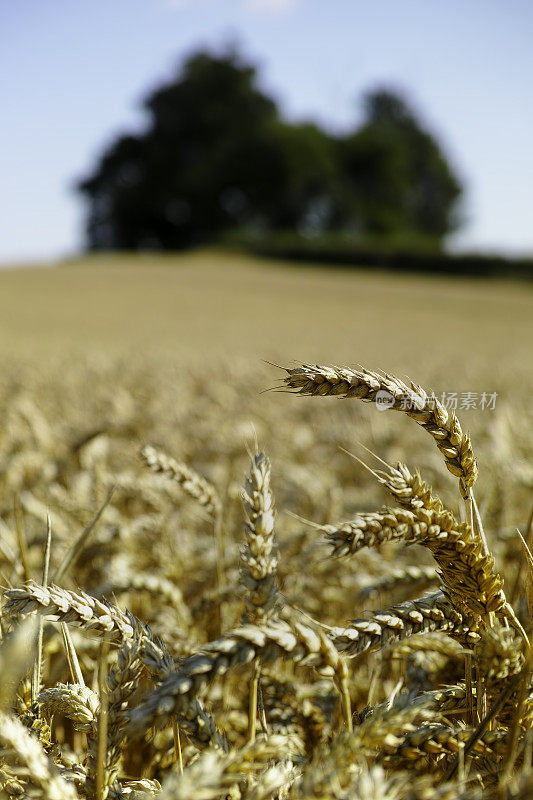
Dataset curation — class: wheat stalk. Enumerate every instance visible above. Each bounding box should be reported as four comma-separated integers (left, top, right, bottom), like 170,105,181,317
101,638,142,796
240,451,279,624
280,364,478,494
0,710,79,799
474,623,524,684
38,684,99,733
381,722,508,769
4,583,139,643
240,451,280,742
359,565,438,600
121,778,162,796
140,443,225,635
325,505,507,620
125,609,350,740
94,573,191,628
140,444,221,519
3,582,227,752
373,459,445,512
330,591,479,656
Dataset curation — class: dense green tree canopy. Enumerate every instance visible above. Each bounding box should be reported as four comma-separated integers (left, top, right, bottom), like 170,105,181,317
77,49,462,250
339,90,462,237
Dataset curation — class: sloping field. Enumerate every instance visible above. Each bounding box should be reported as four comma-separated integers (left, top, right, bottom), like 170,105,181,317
0,250,531,387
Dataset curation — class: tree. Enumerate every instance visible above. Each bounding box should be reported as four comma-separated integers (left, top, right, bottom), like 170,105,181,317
339,89,462,238
77,53,463,251
78,49,338,249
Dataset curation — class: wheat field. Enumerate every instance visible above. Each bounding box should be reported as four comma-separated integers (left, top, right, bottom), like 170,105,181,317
1,251,533,799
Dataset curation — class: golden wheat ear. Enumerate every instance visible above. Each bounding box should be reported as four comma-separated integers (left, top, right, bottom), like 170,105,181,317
281,364,478,494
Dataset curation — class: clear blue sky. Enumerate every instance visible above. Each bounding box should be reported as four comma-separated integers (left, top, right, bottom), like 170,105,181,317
1,0,532,263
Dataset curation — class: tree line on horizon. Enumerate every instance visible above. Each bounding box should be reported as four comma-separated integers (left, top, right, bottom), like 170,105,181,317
77,48,463,252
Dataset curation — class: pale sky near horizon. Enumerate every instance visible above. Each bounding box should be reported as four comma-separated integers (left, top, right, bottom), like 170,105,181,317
1,0,532,263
